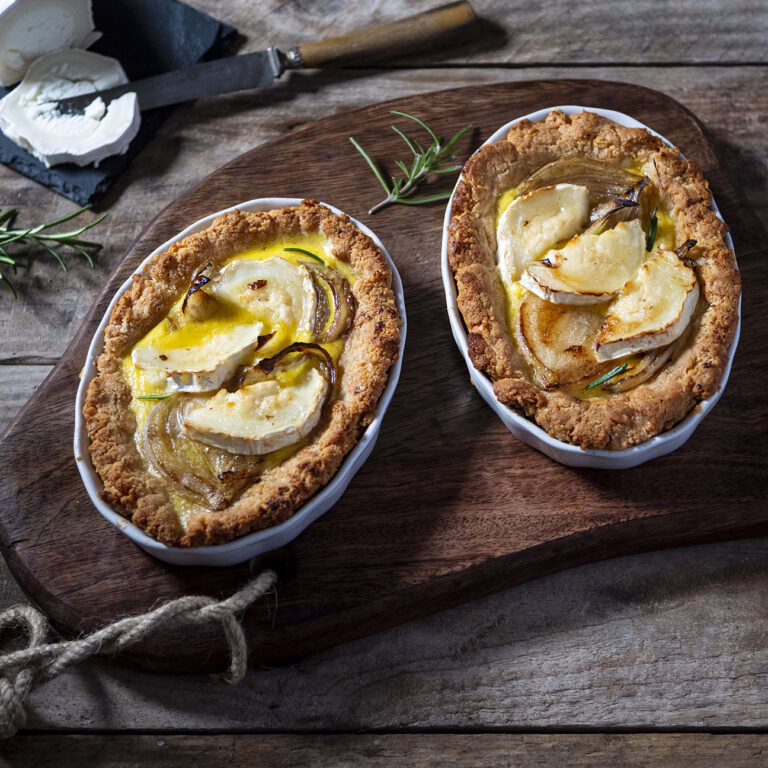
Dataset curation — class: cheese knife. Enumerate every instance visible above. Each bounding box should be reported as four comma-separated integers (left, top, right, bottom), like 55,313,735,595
54,1,479,115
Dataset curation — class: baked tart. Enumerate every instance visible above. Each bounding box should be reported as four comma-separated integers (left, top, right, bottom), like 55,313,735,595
84,200,401,546
447,110,740,451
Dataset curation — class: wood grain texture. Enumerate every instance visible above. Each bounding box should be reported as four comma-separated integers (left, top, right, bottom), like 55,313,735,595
0,80,764,677
0,366,52,433
192,0,768,65
3,734,768,766
1,66,766,362
18,538,768,730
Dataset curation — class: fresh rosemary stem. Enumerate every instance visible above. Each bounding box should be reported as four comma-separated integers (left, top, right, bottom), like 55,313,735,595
350,111,472,215
0,205,106,297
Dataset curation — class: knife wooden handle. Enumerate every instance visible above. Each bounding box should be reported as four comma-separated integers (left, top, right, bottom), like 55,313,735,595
296,1,478,68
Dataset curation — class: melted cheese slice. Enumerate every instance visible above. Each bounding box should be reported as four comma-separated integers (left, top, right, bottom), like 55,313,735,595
497,183,589,282
596,247,699,361
521,219,646,305
183,367,328,455
131,324,264,392
210,257,316,339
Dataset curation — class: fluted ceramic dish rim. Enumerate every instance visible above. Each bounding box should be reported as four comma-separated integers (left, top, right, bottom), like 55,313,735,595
441,105,741,469
75,198,407,565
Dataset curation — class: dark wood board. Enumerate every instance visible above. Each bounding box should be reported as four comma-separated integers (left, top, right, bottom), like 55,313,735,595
0,80,765,674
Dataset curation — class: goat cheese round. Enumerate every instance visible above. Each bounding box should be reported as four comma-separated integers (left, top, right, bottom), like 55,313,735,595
0,0,98,86
0,48,140,167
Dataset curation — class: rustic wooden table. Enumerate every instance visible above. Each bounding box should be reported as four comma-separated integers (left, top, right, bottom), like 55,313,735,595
1,0,766,763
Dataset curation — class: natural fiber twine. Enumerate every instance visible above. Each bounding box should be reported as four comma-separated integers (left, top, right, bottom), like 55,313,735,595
0,569,277,739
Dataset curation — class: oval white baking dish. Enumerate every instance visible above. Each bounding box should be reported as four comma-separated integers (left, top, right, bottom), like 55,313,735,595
441,106,740,469
75,198,407,565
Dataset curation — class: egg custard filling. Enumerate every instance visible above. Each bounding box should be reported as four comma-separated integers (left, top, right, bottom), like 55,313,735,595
85,201,401,546
121,239,354,527
494,157,698,399
447,110,740,450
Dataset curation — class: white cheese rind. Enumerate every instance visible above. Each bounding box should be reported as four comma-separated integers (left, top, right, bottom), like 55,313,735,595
521,219,647,305
210,257,317,339
131,324,265,393
0,0,97,86
596,247,700,361
496,183,589,283
0,48,140,167
183,367,328,455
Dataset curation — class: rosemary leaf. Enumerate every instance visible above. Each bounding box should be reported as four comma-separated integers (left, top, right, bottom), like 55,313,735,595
0,205,105,299
283,247,325,264
351,111,472,215
136,394,173,401
585,363,629,390
396,192,453,205
391,125,418,157
391,110,439,143
0,209,17,229
349,137,391,195
0,272,17,298
646,207,659,251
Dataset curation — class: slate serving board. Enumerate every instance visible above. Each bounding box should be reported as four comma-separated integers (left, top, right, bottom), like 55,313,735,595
0,80,765,674
0,0,234,206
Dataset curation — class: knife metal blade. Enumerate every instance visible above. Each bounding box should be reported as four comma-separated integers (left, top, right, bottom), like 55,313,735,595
53,47,286,114
52,2,479,115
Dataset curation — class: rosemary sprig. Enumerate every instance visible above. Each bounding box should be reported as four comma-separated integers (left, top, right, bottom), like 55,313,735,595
283,247,325,265
646,206,659,251
350,110,472,215
0,205,106,297
585,362,629,391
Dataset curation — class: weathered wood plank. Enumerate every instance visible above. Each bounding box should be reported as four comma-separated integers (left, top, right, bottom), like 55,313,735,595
0,66,765,363
9,537,768,730
3,733,768,766
0,366,52,434
190,0,768,65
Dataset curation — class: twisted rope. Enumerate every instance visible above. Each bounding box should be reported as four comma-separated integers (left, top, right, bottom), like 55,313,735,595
0,569,277,739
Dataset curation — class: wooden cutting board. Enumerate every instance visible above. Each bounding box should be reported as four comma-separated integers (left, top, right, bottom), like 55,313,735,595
0,80,765,674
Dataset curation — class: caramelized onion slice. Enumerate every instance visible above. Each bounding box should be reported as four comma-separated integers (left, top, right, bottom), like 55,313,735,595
603,320,692,394
256,342,336,388
601,346,674,393
182,263,214,317
143,394,261,510
515,292,612,389
308,265,355,342
519,157,643,210
588,176,650,232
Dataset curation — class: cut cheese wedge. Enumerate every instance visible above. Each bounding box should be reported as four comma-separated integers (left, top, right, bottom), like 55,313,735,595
132,324,264,393
521,218,647,305
183,367,328,455
596,246,699,362
0,48,140,167
210,257,317,339
0,0,98,86
496,183,590,282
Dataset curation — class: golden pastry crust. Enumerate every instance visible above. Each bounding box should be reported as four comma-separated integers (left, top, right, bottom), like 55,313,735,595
84,200,401,546
448,110,740,450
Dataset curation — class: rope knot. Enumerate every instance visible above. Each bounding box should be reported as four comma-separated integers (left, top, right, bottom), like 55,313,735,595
0,569,277,740
0,676,28,739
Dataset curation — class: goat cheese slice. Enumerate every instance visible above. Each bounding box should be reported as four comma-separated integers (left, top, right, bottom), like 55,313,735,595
210,257,317,339
0,0,98,86
132,324,265,393
497,183,589,283
596,246,699,361
183,367,328,455
0,48,140,167
521,219,647,305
